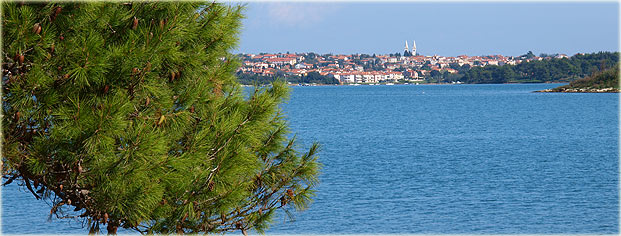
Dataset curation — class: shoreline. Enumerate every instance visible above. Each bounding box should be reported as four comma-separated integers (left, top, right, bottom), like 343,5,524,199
241,82,568,87
535,87,620,93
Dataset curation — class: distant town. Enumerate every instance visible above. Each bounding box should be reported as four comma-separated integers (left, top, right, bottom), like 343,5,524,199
236,40,574,85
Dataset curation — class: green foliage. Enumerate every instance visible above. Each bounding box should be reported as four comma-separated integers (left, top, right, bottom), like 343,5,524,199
302,53,319,64
293,71,338,84
568,66,619,89
546,65,620,92
460,51,619,84
521,51,536,59
236,72,278,85
2,2,320,234
237,71,339,85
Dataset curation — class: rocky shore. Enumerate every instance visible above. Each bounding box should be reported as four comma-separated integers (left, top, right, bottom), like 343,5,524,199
536,87,619,93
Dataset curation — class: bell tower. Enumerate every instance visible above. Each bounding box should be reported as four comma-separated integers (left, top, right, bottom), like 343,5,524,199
404,40,409,54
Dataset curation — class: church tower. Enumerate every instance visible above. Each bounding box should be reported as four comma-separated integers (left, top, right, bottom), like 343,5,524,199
404,40,409,54
411,40,417,56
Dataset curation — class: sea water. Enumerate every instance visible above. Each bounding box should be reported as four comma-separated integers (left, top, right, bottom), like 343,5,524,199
2,84,618,234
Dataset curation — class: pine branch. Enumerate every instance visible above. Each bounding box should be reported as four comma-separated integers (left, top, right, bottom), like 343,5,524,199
2,2,320,234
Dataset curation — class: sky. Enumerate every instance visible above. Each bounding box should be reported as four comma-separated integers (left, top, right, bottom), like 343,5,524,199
234,2,619,57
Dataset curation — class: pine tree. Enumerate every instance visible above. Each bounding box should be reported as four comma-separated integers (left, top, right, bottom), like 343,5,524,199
2,2,320,234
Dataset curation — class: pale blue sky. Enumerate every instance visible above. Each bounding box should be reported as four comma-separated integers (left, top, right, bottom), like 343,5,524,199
234,2,619,56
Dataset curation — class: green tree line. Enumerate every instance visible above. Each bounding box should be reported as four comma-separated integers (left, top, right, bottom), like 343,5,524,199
546,64,620,92
237,71,339,85
457,51,619,83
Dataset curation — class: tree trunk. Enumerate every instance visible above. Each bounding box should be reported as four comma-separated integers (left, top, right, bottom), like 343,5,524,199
107,221,118,235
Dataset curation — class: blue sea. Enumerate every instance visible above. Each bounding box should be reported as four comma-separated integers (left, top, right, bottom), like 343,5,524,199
2,83,619,234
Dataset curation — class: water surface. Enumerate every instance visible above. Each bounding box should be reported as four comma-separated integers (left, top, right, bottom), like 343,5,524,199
3,84,618,234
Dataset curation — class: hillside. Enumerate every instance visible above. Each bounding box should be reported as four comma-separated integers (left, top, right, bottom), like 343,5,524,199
537,66,619,93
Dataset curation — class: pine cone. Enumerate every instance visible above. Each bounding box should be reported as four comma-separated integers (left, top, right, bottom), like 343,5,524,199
159,19,165,30
51,6,62,21
54,6,62,16
132,17,138,29
32,23,40,34
170,71,176,82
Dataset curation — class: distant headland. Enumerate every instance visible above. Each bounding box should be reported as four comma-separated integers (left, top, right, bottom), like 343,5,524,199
536,66,619,93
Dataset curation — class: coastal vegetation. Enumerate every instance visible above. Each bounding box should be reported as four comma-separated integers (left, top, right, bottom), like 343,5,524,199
2,2,319,234
537,65,620,93
237,71,339,85
457,51,618,84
